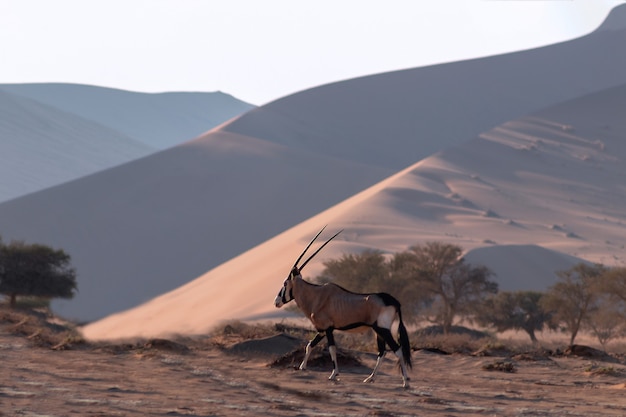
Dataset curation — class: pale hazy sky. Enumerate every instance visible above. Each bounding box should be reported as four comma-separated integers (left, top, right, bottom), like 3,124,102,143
0,0,621,105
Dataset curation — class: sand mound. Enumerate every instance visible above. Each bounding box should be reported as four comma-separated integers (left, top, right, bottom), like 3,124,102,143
142,338,191,354
226,333,304,357
564,344,614,361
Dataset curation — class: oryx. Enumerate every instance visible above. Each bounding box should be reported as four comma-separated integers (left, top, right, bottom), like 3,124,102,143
274,227,412,388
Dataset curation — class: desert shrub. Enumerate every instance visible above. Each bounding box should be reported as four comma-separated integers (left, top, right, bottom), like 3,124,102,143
412,333,492,354
211,320,278,340
411,325,494,354
413,324,489,339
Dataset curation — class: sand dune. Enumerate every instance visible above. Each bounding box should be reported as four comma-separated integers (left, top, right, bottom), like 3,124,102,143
82,83,626,341
222,10,626,170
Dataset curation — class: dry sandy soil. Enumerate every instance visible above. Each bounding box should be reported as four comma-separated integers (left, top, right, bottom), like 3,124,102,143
2,309,626,417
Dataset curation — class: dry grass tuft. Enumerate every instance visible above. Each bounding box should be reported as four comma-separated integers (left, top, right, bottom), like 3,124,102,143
473,340,515,357
584,363,623,377
482,360,517,373
213,320,278,339
512,351,555,363
93,338,194,357
412,332,495,354
142,338,191,353
0,304,86,350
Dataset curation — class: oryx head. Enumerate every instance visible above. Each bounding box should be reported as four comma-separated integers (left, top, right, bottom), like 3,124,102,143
274,226,342,308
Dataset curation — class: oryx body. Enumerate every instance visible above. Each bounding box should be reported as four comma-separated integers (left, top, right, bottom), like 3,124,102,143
274,228,412,388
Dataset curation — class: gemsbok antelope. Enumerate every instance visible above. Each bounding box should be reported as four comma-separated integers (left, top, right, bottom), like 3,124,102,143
274,227,412,388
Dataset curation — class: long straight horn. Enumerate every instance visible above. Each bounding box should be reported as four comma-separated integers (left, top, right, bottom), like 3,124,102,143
299,229,343,271
293,226,327,269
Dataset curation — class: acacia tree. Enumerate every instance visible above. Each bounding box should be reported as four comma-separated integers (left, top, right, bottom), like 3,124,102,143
0,240,77,307
541,263,606,346
404,242,497,334
473,291,552,343
316,250,389,293
584,295,626,350
588,267,626,349
387,250,433,322
600,266,626,304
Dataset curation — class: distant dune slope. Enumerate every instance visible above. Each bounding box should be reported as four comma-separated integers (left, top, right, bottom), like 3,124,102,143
0,84,254,203
81,83,626,341
2,7,626,323
0,90,154,203
0,83,255,149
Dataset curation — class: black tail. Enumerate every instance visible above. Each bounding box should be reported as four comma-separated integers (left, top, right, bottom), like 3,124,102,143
397,309,412,369
377,293,412,369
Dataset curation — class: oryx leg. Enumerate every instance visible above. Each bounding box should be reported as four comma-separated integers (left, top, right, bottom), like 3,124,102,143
364,334,386,383
373,324,410,388
299,332,325,370
326,328,339,381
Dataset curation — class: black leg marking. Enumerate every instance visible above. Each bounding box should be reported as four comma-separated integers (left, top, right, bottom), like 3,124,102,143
300,332,326,371
376,334,386,357
310,332,325,347
373,325,400,352
364,333,388,384
325,328,335,346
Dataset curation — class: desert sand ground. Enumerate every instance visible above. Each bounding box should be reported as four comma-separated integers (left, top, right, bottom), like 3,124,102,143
2,308,626,417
